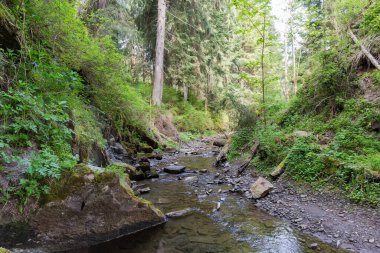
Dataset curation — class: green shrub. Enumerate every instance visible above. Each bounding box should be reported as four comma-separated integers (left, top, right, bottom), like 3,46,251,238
286,139,325,182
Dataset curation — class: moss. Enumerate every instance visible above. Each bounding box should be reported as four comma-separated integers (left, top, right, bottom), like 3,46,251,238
0,248,12,253
118,175,165,218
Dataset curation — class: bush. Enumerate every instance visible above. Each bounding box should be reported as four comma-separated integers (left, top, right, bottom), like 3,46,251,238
286,139,325,182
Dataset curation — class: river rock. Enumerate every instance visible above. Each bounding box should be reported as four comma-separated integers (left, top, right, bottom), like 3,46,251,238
250,177,274,199
140,144,154,153
166,208,194,218
137,187,151,194
146,169,159,179
111,143,127,155
1,166,165,251
131,169,146,181
213,139,227,147
136,161,150,172
164,165,186,174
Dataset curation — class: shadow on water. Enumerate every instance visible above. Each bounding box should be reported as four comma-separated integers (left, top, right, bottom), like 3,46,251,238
67,155,349,253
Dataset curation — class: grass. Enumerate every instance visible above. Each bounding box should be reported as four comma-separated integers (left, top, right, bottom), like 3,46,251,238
230,95,380,206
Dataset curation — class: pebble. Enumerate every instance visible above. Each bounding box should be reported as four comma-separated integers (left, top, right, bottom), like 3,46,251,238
309,243,318,249
368,238,375,243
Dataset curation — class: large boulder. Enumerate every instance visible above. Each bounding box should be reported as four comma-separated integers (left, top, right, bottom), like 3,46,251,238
250,177,274,199
0,166,166,251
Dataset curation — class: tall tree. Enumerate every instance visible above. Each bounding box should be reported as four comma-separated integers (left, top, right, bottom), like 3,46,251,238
152,0,166,106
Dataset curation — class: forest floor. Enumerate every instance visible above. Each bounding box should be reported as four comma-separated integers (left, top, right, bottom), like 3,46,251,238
178,137,380,253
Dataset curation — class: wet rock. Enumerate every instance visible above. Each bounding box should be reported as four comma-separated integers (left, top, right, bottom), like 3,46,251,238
136,161,150,172
137,187,151,194
166,208,194,218
25,167,165,251
184,176,198,182
164,165,186,174
111,143,127,155
136,153,163,160
213,139,227,147
131,169,146,181
250,177,274,199
146,169,159,179
140,144,154,153
200,169,208,173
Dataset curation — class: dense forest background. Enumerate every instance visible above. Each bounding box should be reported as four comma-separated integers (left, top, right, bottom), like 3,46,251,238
0,0,379,206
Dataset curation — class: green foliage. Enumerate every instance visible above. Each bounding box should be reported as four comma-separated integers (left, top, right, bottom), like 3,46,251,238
360,1,380,34
175,104,214,133
228,128,254,159
286,139,325,182
25,0,150,141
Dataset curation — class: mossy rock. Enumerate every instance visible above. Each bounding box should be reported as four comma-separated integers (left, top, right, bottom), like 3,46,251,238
131,169,146,181
146,169,159,179
139,143,154,153
111,162,137,177
30,164,165,251
0,248,12,253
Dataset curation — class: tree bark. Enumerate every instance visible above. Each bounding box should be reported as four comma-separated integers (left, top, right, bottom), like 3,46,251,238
284,30,290,100
261,15,267,127
183,85,188,101
291,19,297,94
348,28,380,70
152,0,167,106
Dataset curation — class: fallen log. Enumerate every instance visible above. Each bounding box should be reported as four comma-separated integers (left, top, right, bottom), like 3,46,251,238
237,141,260,175
348,28,380,70
215,143,229,166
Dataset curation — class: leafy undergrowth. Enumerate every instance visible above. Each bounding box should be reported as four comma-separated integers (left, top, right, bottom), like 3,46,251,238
136,83,226,142
0,0,152,206
230,92,380,206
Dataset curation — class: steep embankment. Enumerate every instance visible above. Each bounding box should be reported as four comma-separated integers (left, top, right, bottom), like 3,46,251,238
0,1,167,250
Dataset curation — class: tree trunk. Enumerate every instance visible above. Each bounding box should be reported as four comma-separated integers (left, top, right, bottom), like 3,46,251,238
348,28,380,70
284,31,290,100
152,0,167,106
183,85,188,101
261,15,267,127
291,20,297,94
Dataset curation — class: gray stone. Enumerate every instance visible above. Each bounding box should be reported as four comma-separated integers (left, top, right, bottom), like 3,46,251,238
308,243,318,250
250,177,274,199
164,165,186,174
137,187,151,194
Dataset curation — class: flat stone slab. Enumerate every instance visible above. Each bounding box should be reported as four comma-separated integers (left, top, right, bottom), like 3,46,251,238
163,165,186,174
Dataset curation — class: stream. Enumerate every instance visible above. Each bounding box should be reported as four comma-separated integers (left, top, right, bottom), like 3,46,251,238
67,142,349,253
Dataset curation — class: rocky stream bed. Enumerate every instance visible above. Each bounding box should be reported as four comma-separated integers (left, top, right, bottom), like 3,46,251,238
66,138,379,253
2,138,379,253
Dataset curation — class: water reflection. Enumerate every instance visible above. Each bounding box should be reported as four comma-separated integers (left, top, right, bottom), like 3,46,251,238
67,154,348,253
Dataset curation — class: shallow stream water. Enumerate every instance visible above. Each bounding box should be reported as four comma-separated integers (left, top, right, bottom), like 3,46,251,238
68,149,349,253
